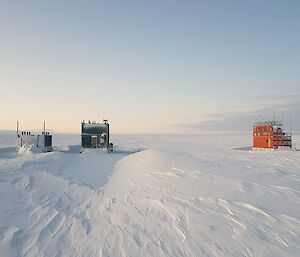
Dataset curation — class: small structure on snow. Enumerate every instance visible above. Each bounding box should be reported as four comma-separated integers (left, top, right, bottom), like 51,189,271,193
81,119,113,152
16,121,53,152
253,120,292,150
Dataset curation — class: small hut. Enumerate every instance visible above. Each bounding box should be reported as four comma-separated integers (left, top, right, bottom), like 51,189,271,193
16,121,53,152
81,119,113,151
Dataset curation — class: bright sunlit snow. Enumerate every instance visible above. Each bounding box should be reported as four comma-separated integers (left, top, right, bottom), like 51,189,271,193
0,132,299,257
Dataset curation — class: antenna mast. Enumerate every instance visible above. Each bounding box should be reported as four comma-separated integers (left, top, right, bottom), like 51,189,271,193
17,120,19,136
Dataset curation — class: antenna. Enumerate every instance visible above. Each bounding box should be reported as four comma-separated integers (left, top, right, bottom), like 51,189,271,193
17,120,19,136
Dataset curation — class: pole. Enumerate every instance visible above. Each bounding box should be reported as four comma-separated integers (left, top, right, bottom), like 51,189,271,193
17,120,19,136
43,121,46,133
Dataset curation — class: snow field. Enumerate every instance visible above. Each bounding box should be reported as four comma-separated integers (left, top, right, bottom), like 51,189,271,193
0,132,299,257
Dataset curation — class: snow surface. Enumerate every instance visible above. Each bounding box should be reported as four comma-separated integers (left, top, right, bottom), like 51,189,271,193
0,132,299,257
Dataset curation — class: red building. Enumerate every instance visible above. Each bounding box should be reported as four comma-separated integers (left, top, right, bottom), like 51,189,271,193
253,121,292,150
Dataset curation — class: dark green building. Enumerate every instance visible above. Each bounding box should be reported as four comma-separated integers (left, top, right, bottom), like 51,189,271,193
81,120,110,149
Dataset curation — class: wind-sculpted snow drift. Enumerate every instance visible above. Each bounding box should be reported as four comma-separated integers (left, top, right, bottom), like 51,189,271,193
0,133,299,257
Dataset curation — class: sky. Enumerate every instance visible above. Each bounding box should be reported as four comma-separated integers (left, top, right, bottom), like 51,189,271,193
0,0,299,133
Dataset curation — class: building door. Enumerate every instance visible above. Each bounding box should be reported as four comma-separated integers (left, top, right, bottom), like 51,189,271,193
91,136,97,148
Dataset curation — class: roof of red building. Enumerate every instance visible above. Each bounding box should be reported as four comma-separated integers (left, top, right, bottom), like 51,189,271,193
253,120,282,126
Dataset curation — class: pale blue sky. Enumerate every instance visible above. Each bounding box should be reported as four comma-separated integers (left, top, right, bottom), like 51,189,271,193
0,1,299,133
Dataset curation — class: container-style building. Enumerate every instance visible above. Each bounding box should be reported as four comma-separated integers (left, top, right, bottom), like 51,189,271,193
16,121,53,152
81,119,113,150
253,120,292,150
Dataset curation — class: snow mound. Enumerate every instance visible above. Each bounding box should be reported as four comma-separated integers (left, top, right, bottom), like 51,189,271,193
17,144,43,154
